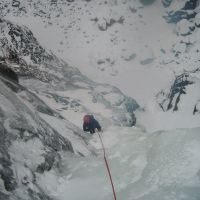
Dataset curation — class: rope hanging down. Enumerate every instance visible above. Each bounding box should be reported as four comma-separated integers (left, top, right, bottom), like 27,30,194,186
97,132,117,200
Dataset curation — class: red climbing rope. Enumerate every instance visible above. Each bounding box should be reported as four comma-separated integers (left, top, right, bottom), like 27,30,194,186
97,132,117,200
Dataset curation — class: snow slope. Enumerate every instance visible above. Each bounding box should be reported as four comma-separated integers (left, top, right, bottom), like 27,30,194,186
3,0,177,104
0,18,139,127
2,0,200,132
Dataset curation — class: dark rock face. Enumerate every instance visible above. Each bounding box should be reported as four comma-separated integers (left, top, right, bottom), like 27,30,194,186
4,20,53,65
157,73,194,111
167,73,193,111
98,16,124,31
0,127,17,192
193,101,200,114
164,0,199,23
140,0,156,6
183,0,199,10
162,0,173,7
0,18,62,82
0,75,73,199
164,10,196,23
0,63,18,83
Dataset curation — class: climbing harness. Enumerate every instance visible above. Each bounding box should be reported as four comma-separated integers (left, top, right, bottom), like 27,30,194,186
97,132,117,200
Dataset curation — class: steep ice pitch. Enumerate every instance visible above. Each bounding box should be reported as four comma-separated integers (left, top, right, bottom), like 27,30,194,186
37,126,200,200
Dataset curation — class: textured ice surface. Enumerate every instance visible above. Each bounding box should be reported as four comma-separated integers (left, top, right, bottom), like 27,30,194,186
38,126,200,200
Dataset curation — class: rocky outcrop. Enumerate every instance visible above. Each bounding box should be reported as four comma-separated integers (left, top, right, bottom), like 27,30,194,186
162,0,173,7
164,0,198,23
92,84,139,126
0,18,63,82
157,71,200,114
183,0,199,10
140,0,156,5
195,12,200,27
97,16,124,31
164,10,196,24
193,101,200,114
157,73,193,111
0,71,74,200
0,62,18,83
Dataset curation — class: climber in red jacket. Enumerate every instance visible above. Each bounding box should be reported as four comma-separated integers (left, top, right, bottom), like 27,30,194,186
83,115,101,134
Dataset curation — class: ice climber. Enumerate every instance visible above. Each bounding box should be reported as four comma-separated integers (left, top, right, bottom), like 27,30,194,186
83,114,101,134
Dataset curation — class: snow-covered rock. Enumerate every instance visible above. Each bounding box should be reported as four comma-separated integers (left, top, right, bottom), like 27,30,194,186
195,12,200,27
0,18,139,127
172,42,187,56
164,0,198,24
176,19,195,36
194,100,200,114
0,70,74,199
162,0,173,7
0,18,63,82
157,71,200,114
